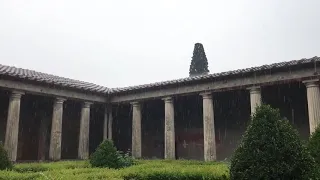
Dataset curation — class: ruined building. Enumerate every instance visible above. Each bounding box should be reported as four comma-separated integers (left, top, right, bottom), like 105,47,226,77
0,56,319,162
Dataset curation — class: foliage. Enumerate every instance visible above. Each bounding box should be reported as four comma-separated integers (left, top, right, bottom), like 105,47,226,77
308,125,320,165
0,142,13,170
189,43,209,77
230,104,315,180
122,160,228,180
89,140,134,169
13,160,90,173
118,150,135,168
0,160,229,180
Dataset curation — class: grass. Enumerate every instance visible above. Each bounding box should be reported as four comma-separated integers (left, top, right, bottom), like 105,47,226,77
0,160,229,180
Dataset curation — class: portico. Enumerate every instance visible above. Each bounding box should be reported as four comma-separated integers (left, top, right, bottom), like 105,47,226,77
0,57,319,162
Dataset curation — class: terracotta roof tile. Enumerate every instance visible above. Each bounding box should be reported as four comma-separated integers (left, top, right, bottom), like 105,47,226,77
0,64,109,94
110,56,319,93
0,56,318,95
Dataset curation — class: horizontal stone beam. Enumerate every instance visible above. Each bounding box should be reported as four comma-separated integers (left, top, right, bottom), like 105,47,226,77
110,68,318,103
0,79,106,103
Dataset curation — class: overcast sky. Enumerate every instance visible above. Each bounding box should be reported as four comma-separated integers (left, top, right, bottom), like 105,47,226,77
0,0,319,88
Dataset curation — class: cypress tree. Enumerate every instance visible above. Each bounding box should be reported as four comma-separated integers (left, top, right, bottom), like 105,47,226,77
189,43,209,77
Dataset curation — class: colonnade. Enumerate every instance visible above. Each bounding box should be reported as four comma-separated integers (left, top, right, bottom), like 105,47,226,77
3,92,110,162
127,88,261,161
2,79,320,162
129,80,320,161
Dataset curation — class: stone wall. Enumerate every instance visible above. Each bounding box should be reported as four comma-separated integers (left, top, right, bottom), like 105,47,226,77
0,90,9,143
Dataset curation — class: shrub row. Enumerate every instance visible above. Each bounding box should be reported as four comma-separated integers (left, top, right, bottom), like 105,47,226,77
0,160,229,180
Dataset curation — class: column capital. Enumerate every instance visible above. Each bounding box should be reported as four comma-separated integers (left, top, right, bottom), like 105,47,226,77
303,79,319,88
54,97,66,104
10,90,24,100
162,97,173,103
200,92,212,99
247,86,261,94
82,101,93,108
130,101,141,107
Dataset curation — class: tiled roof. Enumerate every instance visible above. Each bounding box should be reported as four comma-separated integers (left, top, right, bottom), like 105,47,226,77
0,56,318,95
110,56,320,93
0,64,109,94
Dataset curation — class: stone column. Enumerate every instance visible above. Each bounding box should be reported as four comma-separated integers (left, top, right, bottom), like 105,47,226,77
103,105,113,141
248,86,262,115
78,101,92,160
303,79,320,134
200,92,216,161
162,97,175,159
131,101,142,158
49,97,65,161
4,91,24,162
108,106,113,141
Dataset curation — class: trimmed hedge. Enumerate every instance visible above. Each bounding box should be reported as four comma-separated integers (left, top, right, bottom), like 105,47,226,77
230,104,315,180
0,160,229,180
0,142,12,170
122,160,229,180
90,140,134,169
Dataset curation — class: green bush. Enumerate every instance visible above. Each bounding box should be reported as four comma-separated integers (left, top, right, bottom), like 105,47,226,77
13,161,90,173
89,140,133,169
0,171,40,180
122,160,229,180
118,150,135,168
0,160,229,179
0,142,13,170
308,125,320,165
230,104,315,180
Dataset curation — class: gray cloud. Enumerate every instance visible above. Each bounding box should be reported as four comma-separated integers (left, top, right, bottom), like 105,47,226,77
0,0,319,88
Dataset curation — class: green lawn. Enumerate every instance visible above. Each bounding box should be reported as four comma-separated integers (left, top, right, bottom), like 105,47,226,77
0,160,229,180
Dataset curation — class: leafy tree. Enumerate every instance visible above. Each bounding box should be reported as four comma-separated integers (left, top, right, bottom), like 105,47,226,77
230,104,315,180
90,140,133,169
189,43,209,77
0,142,13,170
308,125,320,165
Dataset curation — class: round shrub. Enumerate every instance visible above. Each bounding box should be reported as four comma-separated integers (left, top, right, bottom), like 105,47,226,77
0,141,13,170
230,104,315,180
308,125,320,165
90,140,133,169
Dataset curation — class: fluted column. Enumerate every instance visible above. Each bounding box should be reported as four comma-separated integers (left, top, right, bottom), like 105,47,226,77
4,91,24,162
78,101,92,160
49,97,66,161
303,79,320,134
162,97,175,159
248,86,262,115
200,92,216,161
131,101,141,158
103,105,113,141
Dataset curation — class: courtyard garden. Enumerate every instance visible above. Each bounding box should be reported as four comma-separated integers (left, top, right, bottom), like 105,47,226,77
1,104,320,179
0,160,229,180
